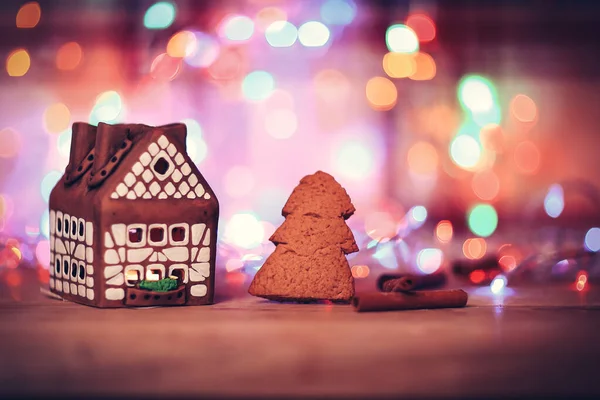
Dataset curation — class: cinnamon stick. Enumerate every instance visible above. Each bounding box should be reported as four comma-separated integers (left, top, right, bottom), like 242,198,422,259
353,289,468,312
377,272,447,292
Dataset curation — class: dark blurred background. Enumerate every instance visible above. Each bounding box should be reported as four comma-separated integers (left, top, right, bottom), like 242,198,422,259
1,0,600,297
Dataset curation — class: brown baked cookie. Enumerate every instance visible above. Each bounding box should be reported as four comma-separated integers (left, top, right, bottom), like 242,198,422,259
248,170,357,302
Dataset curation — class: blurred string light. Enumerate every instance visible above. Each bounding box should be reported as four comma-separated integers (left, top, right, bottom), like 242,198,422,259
43,103,71,134
351,265,370,278
364,211,397,241
150,53,182,81
16,2,41,28
224,166,255,198
463,238,487,260
417,248,443,274
144,2,176,30
320,0,357,25
467,204,498,237
383,52,416,78
265,108,298,139
180,118,207,164
458,75,498,113
407,141,438,176
265,89,295,110
584,227,600,252
219,15,255,42
255,7,287,31
224,212,264,249
408,205,427,229
314,69,350,103
373,241,399,269
510,94,537,123
242,70,275,101
576,271,588,292
480,123,504,154
514,140,540,174
0,128,22,158
450,135,481,169
386,24,419,53
167,31,197,58
436,220,453,243
184,32,219,68
298,21,330,47
471,169,500,201
409,52,436,81
40,170,62,203
35,240,50,268
365,76,397,111
334,139,375,180
57,129,72,158
56,42,83,71
406,13,436,42
265,21,298,48
208,48,243,81
89,90,123,125
6,49,31,77
544,184,564,218
490,274,507,294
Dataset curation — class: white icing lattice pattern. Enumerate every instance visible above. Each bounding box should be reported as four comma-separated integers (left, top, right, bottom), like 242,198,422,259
49,210,95,301
110,135,211,201
102,222,212,300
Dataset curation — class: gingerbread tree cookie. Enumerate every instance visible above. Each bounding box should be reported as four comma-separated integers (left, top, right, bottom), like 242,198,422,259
248,171,358,302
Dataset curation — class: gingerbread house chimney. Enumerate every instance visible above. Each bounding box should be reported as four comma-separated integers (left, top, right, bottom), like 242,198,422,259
67,123,96,173
92,123,131,177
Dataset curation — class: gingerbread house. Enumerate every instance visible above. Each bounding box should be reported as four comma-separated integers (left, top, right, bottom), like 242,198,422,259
48,122,219,307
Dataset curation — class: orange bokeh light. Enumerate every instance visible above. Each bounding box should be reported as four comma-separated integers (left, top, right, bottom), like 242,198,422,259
471,169,500,201
0,128,22,158
6,48,31,77
510,94,537,123
351,265,370,278
406,13,436,42
56,42,83,71
43,103,71,134
167,31,197,58
435,220,453,243
480,123,504,153
256,7,287,31
314,69,350,103
463,238,487,260
383,52,416,79
407,141,438,175
16,2,41,28
409,52,436,81
150,53,182,81
208,48,244,81
498,255,517,272
514,140,541,174
365,76,397,111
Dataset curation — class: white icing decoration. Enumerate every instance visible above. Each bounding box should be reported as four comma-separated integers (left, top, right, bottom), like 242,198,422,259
190,263,210,282
86,276,94,287
111,192,119,199
104,249,119,264
86,222,93,246
181,163,191,176
158,135,169,149
187,192,196,199
191,248,198,261
190,284,208,297
172,169,182,183
140,151,151,166
124,172,136,187
197,247,210,262
188,174,198,186
132,162,143,176
70,283,77,294
165,182,176,195
148,142,159,156
162,247,189,262
179,181,190,195
158,192,168,199
86,247,94,263
174,193,182,199
111,224,126,246
116,182,127,196
142,169,153,183
158,253,167,262
127,248,153,263
149,252,158,262
118,248,126,263
104,232,114,248
203,228,211,246
134,181,146,196
126,191,136,200
49,278,55,289
105,288,125,300
87,264,94,275
174,153,185,165
167,143,177,156
55,238,67,254
104,265,123,278
78,285,86,297
74,244,85,260
143,192,152,199
106,273,124,286
87,288,94,300
192,223,206,246
50,210,55,234
149,181,161,196
195,184,205,197
204,193,211,200
50,236,55,251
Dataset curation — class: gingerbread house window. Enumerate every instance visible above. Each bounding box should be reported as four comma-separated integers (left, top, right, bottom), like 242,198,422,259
78,218,85,241
125,268,141,286
63,215,70,238
153,157,170,175
55,255,61,278
63,257,70,276
71,216,77,238
71,261,78,279
127,224,146,247
78,263,86,280
57,217,62,234
148,224,167,246
170,224,188,245
146,268,163,281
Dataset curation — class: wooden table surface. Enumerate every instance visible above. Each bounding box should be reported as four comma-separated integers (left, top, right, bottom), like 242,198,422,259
1,273,600,399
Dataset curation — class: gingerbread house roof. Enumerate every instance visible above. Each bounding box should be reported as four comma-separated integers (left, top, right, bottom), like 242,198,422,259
60,122,218,206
